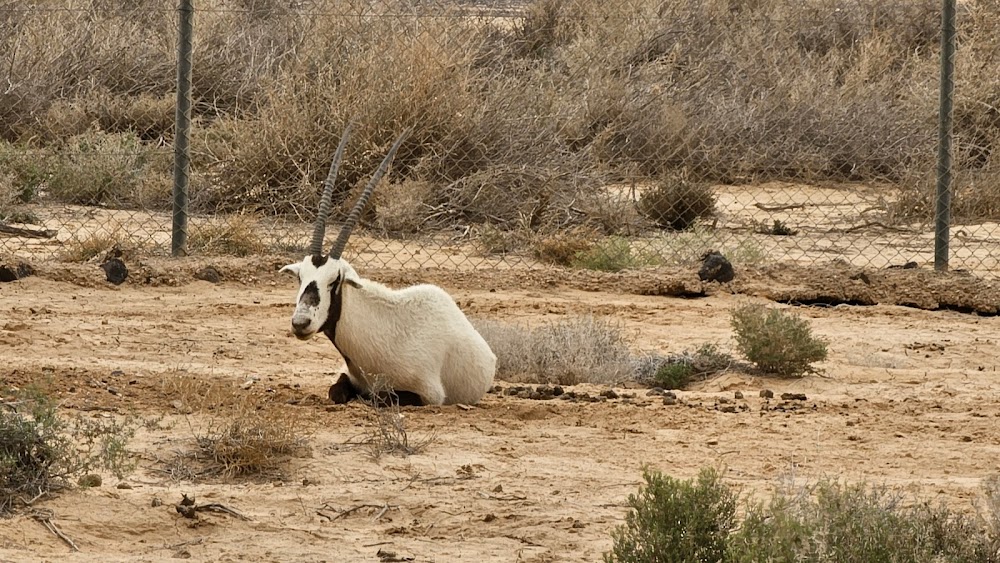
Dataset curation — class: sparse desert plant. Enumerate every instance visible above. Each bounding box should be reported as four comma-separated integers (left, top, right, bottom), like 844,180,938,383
607,467,1000,563
373,179,434,235
571,236,662,272
730,303,829,377
473,315,635,385
475,223,530,256
1,385,136,515
361,375,435,460
639,343,737,389
639,172,716,231
187,213,267,256
45,131,152,207
59,229,133,262
729,479,1000,563
605,467,737,563
195,401,308,477
533,227,598,266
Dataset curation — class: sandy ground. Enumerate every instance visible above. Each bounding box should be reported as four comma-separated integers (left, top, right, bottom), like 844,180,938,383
1,259,999,563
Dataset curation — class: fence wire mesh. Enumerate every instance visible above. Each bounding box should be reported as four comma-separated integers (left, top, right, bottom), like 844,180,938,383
2,0,1000,276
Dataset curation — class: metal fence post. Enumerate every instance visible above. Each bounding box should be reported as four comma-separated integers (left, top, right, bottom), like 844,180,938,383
172,0,194,257
934,0,957,271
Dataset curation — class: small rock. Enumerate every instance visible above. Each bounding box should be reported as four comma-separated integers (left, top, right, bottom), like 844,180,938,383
0,262,34,282
483,513,497,522
194,266,221,283
734,391,744,400
663,396,678,406
551,386,564,397
116,482,133,489
151,496,163,507
647,388,665,396
781,393,808,401
720,405,738,413
718,397,731,404
101,257,129,285
600,389,619,400
78,474,102,488
698,250,735,283
706,439,719,446
760,389,774,399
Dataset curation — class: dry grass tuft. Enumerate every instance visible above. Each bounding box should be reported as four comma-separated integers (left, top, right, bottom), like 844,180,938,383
533,227,599,266
473,315,636,385
360,375,435,460
187,213,268,256
160,373,311,479
59,228,135,263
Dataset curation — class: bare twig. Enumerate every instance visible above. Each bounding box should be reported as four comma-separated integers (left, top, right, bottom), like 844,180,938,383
317,503,394,522
0,223,57,238
31,510,79,552
754,202,807,212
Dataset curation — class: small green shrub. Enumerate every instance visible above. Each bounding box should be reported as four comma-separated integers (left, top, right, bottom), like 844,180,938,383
1,385,136,515
730,304,828,377
571,236,661,272
607,467,1000,563
46,131,152,207
606,467,737,563
729,480,1000,563
639,173,716,231
648,343,736,389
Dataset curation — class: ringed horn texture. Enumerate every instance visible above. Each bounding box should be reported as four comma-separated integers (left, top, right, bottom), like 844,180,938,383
308,125,413,259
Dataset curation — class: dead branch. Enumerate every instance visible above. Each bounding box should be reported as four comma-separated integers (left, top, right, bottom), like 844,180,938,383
0,223,57,238
31,510,79,552
754,203,807,212
317,503,394,522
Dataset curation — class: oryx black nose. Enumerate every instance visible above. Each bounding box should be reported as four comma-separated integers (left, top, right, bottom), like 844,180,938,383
292,317,310,331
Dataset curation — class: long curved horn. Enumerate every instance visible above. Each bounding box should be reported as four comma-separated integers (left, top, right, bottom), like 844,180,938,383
309,122,355,256
329,127,412,259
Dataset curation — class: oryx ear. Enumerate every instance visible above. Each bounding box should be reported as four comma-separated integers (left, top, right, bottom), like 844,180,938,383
279,264,301,276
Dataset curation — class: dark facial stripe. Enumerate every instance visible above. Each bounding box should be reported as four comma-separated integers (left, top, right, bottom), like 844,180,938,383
321,273,345,342
311,254,329,268
301,281,320,307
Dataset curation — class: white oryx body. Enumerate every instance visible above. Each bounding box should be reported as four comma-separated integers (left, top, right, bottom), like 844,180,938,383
280,125,496,406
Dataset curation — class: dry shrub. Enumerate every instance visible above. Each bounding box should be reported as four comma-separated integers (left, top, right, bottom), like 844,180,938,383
187,213,267,256
45,131,156,207
361,375,435,460
571,236,663,272
196,405,305,477
4,0,999,242
533,227,599,265
892,167,1000,224
476,223,532,256
639,172,717,231
59,227,134,263
473,315,635,385
372,179,434,235
161,373,310,478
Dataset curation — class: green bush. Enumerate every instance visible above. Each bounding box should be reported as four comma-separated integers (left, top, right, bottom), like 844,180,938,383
607,468,1000,563
606,467,737,563
571,236,661,272
0,385,136,515
729,481,1000,563
730,304,828,377
650,343,736,389
639,173,717,231
45,131,153,207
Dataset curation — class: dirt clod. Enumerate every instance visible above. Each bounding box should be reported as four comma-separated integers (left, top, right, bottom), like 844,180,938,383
781,393,808,401
100,257,128,285
0,261,34,282
194,266,222,283
760,389,774,399
698,250,735,283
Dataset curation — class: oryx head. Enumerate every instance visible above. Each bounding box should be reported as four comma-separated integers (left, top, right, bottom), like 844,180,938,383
280,124,411,340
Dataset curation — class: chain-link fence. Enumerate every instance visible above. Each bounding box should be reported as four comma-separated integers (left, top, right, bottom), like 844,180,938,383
2,0,1000,276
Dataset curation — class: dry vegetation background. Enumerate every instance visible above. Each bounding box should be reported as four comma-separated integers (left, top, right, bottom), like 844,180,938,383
2,0,1000,273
